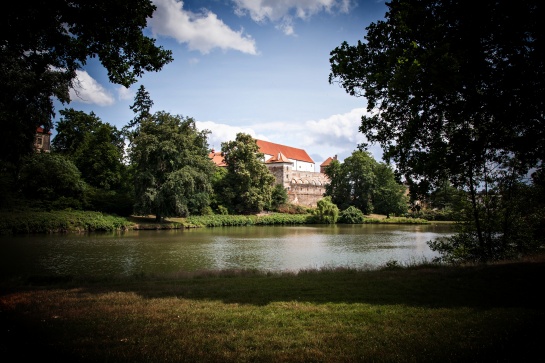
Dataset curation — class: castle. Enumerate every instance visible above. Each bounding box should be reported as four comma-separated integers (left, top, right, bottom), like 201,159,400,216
34,127,52,153
209,139,336,207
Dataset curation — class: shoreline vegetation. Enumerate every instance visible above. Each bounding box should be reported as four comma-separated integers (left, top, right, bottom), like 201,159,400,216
1,255,544,362
0,210,434,235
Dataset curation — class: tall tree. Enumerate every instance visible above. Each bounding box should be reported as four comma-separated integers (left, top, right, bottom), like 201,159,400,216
325,151,377,214
220,133,276,214
127,85,154,130
129,112,215,221
323,158,352,211
325,150,408,216
373,163,409,218
53,109,125,190
0,0,173,168
329,0,545,262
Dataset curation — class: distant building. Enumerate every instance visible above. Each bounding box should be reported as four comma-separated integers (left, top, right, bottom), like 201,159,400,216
319,155,337,173
34,127,51,153
208,149,226,167
208,139,335,207
256,139,315,172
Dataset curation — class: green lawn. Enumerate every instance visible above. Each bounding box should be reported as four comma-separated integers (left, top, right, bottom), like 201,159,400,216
1,256,544,362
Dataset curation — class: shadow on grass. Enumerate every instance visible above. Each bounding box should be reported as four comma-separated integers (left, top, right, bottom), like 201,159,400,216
5,258,545,310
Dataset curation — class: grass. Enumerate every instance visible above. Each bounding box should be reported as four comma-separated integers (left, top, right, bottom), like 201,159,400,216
0,210,433,235
1,256,544,362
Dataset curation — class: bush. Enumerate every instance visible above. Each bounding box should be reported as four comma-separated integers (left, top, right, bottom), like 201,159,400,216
338,206,365,224
276,203,308,214
314,197,339,224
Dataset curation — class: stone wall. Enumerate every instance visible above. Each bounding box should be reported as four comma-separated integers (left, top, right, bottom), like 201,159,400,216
266,163,329,207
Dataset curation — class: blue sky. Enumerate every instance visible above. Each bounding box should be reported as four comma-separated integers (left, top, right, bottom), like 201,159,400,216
55,0,388,170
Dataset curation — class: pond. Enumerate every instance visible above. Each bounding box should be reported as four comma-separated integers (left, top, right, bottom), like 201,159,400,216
0,224,454,277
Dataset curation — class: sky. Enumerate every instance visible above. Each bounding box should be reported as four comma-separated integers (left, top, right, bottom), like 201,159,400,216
54,0,389,170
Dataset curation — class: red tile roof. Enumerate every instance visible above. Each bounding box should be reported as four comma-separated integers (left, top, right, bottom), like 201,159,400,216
208,151,226,167
320,155,337,166
36,127,52,134
265,151,292,164
256,139,314,163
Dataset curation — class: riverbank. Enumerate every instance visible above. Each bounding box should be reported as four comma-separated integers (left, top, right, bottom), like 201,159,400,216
1,255,544,362
0,210,431,235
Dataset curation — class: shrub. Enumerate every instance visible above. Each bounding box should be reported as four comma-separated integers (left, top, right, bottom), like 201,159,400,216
276,203,308,214
338,206,365,224
314,196,339,224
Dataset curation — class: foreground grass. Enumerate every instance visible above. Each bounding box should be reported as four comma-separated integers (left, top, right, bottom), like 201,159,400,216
1,256,544,362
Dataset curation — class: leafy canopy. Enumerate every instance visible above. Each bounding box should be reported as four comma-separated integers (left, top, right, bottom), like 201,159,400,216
329,0,545,262
220,133,276,214
329,0,544,188
0,0,173,166
325,150,407,217
53,109,126,190
129,112,215,221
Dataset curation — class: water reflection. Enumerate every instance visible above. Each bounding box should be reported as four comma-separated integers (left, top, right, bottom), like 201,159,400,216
0,224,454,277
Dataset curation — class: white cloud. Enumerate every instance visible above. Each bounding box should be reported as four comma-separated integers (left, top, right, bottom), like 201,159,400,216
117,86,133,101
233,0,352,35
150,0,258,55
196,121,268,151
69,70,115,106
196,108,383,166
305,107,366,145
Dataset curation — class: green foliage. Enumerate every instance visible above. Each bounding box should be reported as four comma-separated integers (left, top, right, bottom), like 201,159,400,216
270,184,289,211
373,163,409,217
130,112,215,221
0,210,133,235
325,151,375,213
338,206,365,224
217,205,229,215
210,167,228,213
127,85,154,129
407,209,458,221
324,151,408,217
0,0,172,167
329,0,545,262
429,174,545,264
186,213,312,227
84,187,134,216
314,196,339,224
53,109,126,190
220,133,276,214
19,153,86,210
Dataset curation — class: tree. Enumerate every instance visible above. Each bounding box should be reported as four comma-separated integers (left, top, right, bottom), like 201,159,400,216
19,153,86,210
323,158,352,211
373,163,409,218
1,0,173,168
325,151,377,214
329,0,545,262
129,112,215,222
127,85,154,131
53,109,125,190
325,150,408,217
220,133,276,214
270,184,289,211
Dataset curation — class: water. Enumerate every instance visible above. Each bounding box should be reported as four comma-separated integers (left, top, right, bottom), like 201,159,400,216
0,224,454,277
